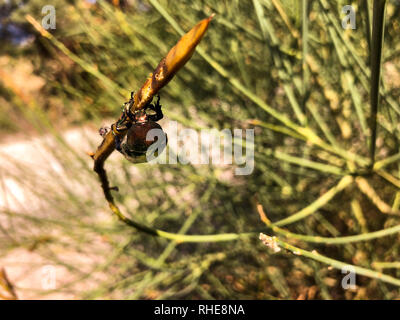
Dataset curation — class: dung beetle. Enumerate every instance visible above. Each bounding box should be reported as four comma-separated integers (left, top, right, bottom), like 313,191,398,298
112,93,168,163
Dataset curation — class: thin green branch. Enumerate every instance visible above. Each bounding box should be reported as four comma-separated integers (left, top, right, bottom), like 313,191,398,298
370,0,388,165
260,233,400,287
149,0,373,169
372,262,400,269
262,149,346,176
258,203,400,244
94,165,252,243
374,152,400,170
274,176,354,226
302,0,309,114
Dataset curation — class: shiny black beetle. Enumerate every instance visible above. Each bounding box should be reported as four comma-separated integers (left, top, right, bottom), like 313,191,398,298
109,92,167,163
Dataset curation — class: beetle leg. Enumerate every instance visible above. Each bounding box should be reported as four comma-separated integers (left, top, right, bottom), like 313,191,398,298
154,94,161,110
127,91,135,110
114,132,123,152
124,91,134,106
114,110,132,152
113,92,137,153
147,94,164,121
115,118,128,132
154,94,164,121
115,106,135,131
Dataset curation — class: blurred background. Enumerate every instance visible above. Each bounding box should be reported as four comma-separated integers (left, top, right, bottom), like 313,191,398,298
1,0,400,299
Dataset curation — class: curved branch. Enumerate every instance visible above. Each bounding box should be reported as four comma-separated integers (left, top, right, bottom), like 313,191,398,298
260,233,400,287
257,203,400,244
94,164,251,243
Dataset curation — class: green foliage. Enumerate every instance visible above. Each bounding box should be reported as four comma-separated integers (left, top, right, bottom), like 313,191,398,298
1,0,400,299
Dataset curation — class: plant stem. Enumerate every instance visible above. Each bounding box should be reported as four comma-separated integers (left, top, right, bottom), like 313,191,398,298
260,234,400,287
369,0,387,166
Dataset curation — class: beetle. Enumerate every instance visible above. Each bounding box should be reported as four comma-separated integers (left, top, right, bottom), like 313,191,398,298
110,92,168,163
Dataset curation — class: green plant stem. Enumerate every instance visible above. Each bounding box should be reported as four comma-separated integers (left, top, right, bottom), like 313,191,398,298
95,165,252,243
372,262,400,269
150,0,376,170
370,0,387,165
274,176,354,226
260,205,400,244
261,234,400,287
374,152,400,170
302,0,309,114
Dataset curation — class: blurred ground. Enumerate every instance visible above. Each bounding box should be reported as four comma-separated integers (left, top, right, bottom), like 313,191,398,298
0,119,226,299
0,126,109,299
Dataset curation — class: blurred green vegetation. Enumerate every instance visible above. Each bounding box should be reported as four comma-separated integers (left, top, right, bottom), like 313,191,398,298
1,0,400,299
